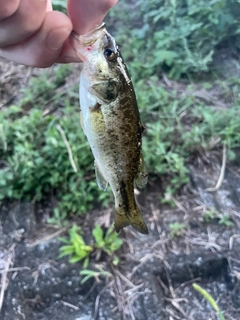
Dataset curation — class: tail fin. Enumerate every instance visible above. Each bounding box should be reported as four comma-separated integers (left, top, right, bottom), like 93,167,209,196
115,206,148,235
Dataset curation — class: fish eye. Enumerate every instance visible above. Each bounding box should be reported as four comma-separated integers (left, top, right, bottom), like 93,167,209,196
104,48,116,60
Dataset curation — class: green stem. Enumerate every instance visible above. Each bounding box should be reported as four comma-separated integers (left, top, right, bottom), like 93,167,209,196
192,283,225,320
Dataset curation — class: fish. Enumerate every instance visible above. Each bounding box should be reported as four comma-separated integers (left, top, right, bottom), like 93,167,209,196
72,23,148,234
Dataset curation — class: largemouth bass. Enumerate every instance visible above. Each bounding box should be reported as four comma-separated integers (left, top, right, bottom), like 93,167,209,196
73,23,148,234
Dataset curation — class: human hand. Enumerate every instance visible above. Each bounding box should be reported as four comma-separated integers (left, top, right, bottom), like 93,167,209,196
0,0,118,67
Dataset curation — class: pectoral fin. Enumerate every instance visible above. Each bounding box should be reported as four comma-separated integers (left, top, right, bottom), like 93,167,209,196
135,154,148,188
90,79,120,103
94,160,108,191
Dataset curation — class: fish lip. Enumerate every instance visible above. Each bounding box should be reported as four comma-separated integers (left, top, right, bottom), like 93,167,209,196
82,22,106,36
71,22,106,40
71,22,106,50
94,22,106,32
81,23,106,46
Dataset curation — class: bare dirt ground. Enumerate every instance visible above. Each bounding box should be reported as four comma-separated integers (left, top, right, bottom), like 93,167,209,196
0,58,240,320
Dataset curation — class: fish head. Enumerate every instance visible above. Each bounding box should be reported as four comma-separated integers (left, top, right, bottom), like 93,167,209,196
72,23,119,81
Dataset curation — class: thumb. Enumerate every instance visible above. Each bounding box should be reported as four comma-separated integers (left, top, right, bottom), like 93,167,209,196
0,11,73,67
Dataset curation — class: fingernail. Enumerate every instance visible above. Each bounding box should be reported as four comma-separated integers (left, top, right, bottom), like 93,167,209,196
47,28,71,50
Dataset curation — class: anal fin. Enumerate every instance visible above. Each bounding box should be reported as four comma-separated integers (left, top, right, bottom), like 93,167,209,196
94,160,108,191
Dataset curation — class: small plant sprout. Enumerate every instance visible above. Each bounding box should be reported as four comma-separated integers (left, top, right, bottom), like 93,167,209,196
203,208,219,223
59,224,122,268
59,224,93,268
80,266,113,284
218,214,234,227
47,208,68,228
203,208,234,227
193,283,226,320
169,222,188,237
92,224,123,264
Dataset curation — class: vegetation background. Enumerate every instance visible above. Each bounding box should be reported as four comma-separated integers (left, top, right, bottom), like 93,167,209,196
1,1,240,319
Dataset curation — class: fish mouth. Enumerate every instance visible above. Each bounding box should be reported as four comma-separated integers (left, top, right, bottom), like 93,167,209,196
82,23,106,47
71,22,109,63
71,22,107,56
93,22,106,32
72,22,106,43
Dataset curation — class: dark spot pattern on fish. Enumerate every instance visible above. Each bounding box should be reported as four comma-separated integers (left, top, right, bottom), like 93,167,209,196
119,181,130,213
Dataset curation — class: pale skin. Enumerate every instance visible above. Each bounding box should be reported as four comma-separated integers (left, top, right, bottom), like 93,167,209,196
0,0,118,67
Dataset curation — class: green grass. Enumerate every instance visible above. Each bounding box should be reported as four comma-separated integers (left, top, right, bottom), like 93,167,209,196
52,0,67,12
169,222,188,237
203,208,234,227
107,0,240,79
0,66,112,223
135,77,240,197
193,283,226,320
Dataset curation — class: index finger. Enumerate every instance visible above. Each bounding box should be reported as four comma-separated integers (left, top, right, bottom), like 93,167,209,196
67,0,118,35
